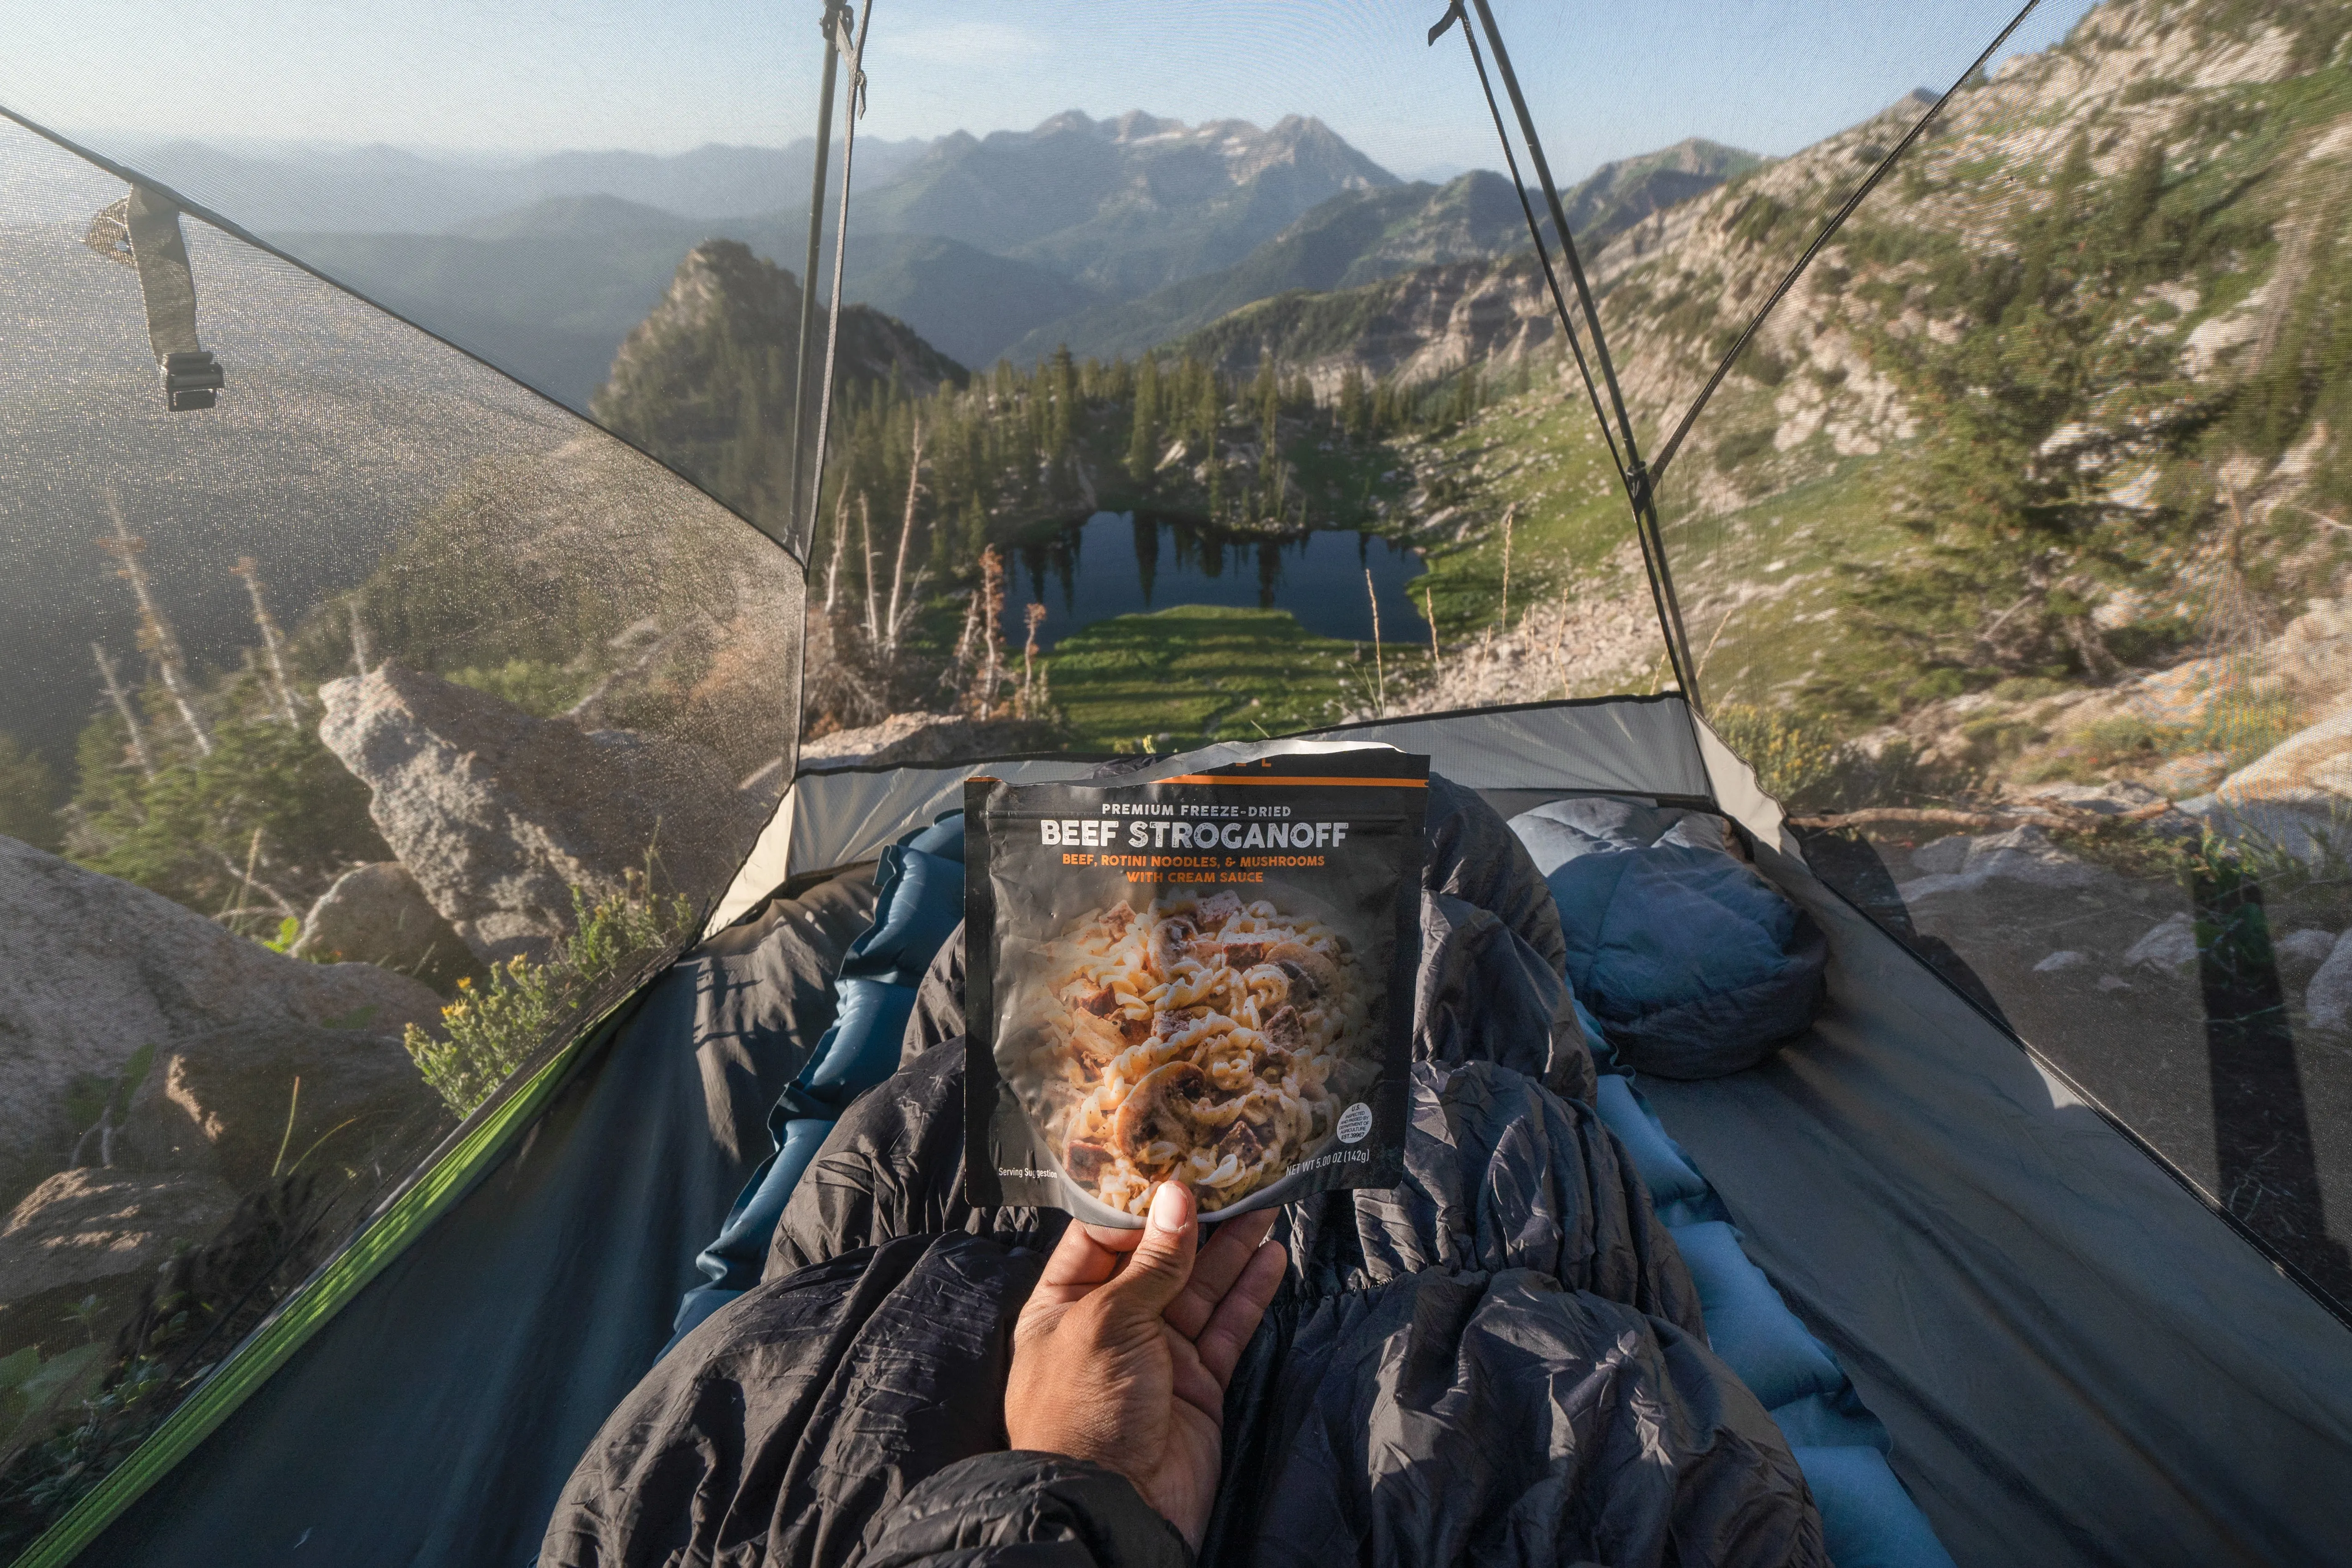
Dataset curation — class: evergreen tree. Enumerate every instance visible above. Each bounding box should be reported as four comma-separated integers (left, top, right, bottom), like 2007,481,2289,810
1128,354,1161,480
1337,364,1366,443
0,731,61,853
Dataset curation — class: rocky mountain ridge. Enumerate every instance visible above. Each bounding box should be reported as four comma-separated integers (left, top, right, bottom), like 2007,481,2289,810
859,110,1397,299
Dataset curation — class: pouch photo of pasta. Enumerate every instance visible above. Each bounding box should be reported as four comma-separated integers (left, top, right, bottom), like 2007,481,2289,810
965,749,1427,1223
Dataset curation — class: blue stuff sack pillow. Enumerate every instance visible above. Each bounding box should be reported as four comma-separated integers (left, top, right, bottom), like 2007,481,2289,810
1670,1220,1846,1410
1511,798,1824,1079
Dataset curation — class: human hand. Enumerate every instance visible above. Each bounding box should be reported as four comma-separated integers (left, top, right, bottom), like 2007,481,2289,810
1004,1182,1287,1550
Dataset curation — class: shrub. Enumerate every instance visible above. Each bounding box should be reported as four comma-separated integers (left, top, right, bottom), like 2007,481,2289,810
1707,703,1849,812
447,658,588,718
402,871,690,1116
0,732,62,853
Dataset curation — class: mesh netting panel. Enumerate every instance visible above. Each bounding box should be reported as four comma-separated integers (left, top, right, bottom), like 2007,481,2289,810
0,119,800,1544
1643,5,2352,1312
0,5,830,418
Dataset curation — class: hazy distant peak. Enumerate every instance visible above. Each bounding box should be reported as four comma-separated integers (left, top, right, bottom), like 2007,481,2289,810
450,193,691,242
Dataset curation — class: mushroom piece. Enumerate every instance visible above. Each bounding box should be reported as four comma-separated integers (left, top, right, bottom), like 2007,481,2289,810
1113,1060,1219,1171
1150,916,1198,979
1266,940,1340,1000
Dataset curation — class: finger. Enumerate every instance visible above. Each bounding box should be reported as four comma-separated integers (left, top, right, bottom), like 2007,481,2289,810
1191,1237,1286,1390
1031,1213,1121,1303
1163,1206,1279,1340
1078,1220,1149,1254
1095,1181,1197,1319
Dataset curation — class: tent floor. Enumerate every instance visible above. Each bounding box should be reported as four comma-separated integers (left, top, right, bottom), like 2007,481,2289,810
1644,846,2352,1568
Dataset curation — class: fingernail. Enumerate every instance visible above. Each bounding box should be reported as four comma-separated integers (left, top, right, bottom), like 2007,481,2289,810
1149,1181,1188,1233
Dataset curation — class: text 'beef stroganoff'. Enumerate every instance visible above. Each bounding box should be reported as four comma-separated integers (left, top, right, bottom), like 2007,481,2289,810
966,751,1426,1223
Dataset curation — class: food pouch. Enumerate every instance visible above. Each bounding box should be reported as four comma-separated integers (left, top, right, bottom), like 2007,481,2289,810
965,749,1428,1224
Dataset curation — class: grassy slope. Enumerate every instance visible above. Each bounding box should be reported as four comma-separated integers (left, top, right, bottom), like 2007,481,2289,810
1043,604,1418,749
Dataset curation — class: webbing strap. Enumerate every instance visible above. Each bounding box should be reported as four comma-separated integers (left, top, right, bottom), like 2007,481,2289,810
1647,0,2046,487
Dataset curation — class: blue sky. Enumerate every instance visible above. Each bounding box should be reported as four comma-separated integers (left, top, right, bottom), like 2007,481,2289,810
6,0,2099,182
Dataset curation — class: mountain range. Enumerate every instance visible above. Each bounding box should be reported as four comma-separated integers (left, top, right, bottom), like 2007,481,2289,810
211,114,1756,408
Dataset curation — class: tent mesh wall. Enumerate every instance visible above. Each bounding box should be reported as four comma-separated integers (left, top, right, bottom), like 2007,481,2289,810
7,0,2352,1557
0,114,804,1550
1637,5,2352,1312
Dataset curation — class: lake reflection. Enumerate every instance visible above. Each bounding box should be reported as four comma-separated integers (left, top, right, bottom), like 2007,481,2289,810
1005,512,1426,650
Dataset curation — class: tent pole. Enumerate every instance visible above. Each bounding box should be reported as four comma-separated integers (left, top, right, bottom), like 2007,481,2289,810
1456,0,1703,709
784,5,845,558
799,0,874,558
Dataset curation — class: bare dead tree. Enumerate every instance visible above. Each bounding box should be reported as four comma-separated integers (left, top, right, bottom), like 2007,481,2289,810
883,420,926,662
1423,582,1443,681
860,494,881,645
824,491,849,615
231,557,303,720
980,546,1007,714
91,641,156,779
1365,567,1387,718
99,492,212,756
1020,601,1047,717
1499,502,1515,632
347,597,374,677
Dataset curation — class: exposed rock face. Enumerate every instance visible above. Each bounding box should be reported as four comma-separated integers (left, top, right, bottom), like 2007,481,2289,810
292,861,471,982
0,835,442,1211
2306,931,2352,1032
0,1170,239,1340
2189,693,2352,862
2125,913,2202,973
2274,927,2337,988
1896,825,2113,902
591,240,963,523
317,664,765,963
797,712,1063,771
115,1020,442,1194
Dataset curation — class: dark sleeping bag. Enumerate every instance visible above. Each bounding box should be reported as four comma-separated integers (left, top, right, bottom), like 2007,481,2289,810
543,1052,1820,1568
545,775,1824,1568
1509,798,1826,1079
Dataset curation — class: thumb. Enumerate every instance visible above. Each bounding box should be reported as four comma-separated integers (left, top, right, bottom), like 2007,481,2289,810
1102,1181,1198,1318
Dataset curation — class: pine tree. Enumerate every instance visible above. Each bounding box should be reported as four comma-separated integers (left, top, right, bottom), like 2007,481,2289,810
1129,355,1161,480
1337,365,1367,443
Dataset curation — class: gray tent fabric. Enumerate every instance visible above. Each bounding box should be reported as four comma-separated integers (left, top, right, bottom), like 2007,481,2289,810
764,700,1715,884
1642,841,2352,1566
79,873,877,1568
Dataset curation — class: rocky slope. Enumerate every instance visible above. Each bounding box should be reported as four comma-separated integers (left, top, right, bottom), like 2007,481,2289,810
1212,1,2352,784
593,238,964,515
1031,139,1758,375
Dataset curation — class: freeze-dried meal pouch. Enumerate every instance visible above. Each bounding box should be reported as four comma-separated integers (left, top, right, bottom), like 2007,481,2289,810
964,750,1428,1224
